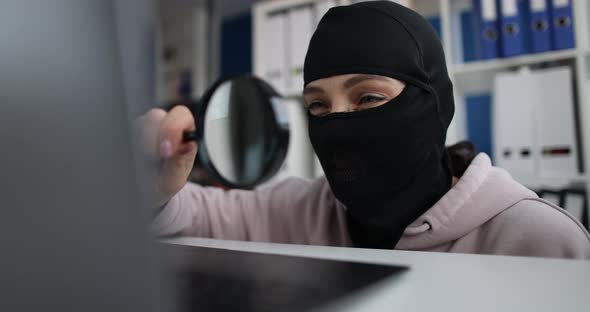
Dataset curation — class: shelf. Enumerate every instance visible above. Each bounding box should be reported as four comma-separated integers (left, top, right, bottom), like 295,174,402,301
253,0,590,191
520,174,587,190
451,49,579,76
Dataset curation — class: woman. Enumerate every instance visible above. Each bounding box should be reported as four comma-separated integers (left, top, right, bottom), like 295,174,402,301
144,1,590,258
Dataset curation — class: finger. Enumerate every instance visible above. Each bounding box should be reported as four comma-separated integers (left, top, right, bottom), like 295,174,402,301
158,105,196,159
158,150,197,195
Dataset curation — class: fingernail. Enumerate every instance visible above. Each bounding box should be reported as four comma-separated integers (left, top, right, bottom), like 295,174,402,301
160,140,173,158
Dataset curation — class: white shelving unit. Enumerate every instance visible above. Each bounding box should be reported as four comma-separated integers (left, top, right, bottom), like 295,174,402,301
441,0,590,193
252,0,590,215
451,48,579,74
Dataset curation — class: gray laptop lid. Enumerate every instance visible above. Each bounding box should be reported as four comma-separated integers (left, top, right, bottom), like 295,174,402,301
0,1,166,311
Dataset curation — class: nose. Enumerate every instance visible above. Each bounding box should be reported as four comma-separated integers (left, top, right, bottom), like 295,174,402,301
330,101,354,114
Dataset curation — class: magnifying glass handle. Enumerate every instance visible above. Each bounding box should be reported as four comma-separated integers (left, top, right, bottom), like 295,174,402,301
182,130,198,143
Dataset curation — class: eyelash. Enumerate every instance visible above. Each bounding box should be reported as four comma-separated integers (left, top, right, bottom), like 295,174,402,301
358,94,386,105
308,101,326,110
306,93,387,113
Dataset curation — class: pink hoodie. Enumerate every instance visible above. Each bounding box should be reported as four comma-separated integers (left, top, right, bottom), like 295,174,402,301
154,153,590,259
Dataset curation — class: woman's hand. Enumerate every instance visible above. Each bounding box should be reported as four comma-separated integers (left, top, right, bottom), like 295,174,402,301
136,105,197,205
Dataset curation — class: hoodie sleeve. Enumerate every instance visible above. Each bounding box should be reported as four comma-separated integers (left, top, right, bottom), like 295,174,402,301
151,177,349,245
483,199,590,259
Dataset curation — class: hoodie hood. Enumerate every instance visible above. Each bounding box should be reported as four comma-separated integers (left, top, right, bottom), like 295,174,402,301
396,153,538,250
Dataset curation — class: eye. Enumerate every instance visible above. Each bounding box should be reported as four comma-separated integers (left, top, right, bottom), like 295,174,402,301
307,101,324,110
307,100,330,116
358,94,386,105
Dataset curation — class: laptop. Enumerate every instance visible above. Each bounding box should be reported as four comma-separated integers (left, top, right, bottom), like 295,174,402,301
0,1,406,311
165,245,406,312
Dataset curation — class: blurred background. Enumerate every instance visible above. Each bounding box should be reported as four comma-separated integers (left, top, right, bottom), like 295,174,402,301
158,0,589,229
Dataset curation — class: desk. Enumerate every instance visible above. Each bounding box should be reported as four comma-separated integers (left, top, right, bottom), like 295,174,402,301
163,237,590,312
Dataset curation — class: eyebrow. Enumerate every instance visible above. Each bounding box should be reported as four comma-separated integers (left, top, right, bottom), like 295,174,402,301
303,85,324,95
343,74,391,89
303,74,392,95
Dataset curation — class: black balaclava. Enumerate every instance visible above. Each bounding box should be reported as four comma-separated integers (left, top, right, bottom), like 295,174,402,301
304,1,455,249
